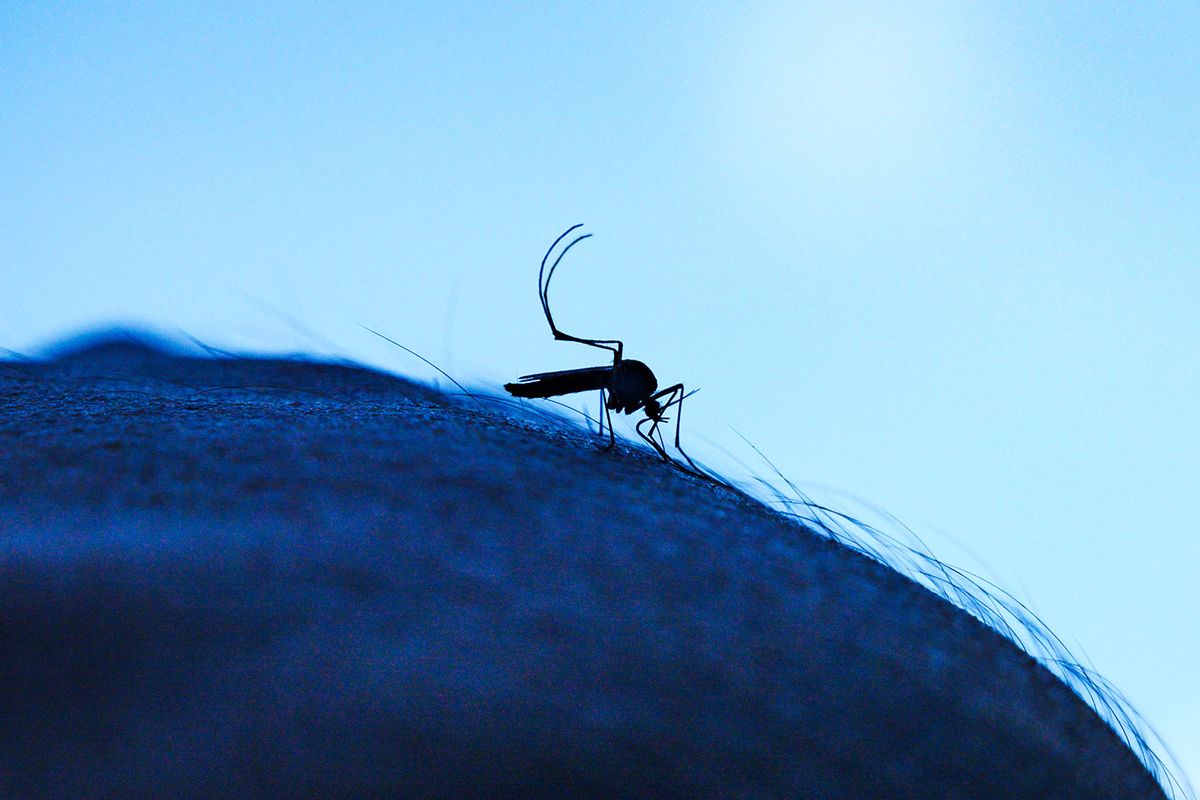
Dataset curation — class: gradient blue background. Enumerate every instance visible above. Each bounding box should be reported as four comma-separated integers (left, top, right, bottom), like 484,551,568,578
3,2,1196,785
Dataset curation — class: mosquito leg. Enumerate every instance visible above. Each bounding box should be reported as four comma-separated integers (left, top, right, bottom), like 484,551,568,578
597,388,606,439
650,384,702,473
538,228,624,363
637,417,671,462
654,424,670,456
602,399,616,450
651,393,676,459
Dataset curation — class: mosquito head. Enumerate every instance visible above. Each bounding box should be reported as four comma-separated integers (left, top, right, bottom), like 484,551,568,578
643,397,664,421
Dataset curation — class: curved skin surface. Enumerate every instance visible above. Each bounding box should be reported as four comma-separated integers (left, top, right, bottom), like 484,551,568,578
0,334,1166,799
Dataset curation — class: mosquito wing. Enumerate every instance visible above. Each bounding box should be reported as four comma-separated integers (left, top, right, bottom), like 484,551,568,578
504,365,612,399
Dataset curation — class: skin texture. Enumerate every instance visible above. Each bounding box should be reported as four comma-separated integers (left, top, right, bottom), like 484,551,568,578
0,333,1167,799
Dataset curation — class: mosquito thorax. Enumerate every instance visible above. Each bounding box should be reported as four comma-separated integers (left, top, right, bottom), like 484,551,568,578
616,359,657,389
610,359,658,412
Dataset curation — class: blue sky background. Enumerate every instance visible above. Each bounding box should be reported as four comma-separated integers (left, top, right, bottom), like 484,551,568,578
3,1,1196,785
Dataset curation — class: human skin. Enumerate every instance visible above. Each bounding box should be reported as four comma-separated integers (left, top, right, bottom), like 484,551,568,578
0,334,1167,799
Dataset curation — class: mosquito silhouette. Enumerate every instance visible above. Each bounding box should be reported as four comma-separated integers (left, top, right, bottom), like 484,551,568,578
505,225,700,473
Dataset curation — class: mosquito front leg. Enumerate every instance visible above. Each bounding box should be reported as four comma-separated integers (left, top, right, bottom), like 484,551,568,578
648,384,702,473
636,416,672,463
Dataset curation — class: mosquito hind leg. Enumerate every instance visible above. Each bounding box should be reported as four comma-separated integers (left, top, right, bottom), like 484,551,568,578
538,227,624,364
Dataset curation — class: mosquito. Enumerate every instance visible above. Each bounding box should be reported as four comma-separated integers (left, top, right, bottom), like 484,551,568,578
505,224,700,473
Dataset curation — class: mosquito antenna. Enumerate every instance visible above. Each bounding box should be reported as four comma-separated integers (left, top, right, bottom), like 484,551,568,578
360,324,486,410
540,233,593,327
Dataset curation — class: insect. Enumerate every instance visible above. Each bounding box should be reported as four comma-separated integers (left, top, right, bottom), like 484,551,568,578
505,225,700,472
